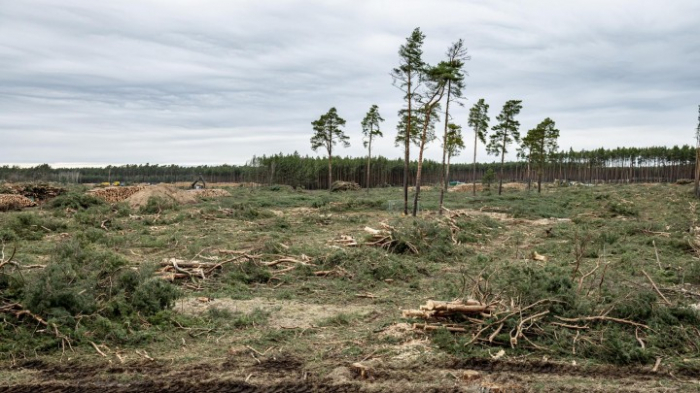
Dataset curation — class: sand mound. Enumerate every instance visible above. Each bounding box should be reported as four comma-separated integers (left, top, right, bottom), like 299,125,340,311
125,185,198,209
449,183,484,193
410,186,434,192
187,189,231,198
449,182,526,193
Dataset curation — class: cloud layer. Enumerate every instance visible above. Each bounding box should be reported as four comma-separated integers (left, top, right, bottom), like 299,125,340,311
1,0,698,166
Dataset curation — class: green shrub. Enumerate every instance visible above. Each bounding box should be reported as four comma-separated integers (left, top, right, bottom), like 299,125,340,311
7,213,67,240
227,260,272,284
50,192,105,210
139,196,178,214
132,278,181,315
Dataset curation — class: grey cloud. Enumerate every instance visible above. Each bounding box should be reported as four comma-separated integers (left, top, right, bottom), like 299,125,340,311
1,0,698,166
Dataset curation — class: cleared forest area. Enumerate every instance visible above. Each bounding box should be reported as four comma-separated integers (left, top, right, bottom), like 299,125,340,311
1,144,697,188
1,182,700,392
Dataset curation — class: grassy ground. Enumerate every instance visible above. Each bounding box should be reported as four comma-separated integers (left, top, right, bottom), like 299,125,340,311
1,182,700,392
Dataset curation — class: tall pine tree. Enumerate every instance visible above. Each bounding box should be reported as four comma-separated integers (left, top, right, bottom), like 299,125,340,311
522,118,560,193
391,28,426,215
361,105,384,190
310,107,349,191
438,39,469,215
467,99,489,195
487,100,523,195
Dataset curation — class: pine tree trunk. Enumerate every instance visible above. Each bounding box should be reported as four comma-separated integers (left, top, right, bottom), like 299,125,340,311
403,73,412,215
438,81,452,215
328,147,333,192
366,133,372,192
446,154,452,193
695,147,700,198
472,128,478,195
413,108,435,217
498,133,506,195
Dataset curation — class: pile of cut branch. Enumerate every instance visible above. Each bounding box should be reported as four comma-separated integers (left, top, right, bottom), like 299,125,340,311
157,251,317,282
403,296,654,351
364,223,418,254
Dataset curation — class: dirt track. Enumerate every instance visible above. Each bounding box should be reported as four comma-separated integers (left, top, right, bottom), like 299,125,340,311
2,356,698,393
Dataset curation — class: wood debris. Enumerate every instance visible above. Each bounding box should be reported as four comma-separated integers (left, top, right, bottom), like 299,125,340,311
87,185,147,203
332,235,358,247
156,258,224,281
402,299,493,320
531,251,547,262
0,194,36,210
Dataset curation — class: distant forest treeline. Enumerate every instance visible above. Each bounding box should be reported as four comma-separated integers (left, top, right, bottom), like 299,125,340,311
1,145,696,189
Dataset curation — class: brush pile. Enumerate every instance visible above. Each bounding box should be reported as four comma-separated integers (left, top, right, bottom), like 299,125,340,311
88,186,147,203
0,183,66,202
17,184,66,201
156,258,223,281
330,181,361,192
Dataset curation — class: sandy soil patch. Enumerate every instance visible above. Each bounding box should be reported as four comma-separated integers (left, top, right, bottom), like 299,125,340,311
177,297,376,328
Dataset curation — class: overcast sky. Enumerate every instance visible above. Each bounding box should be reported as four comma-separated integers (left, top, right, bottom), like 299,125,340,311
1,0,698,167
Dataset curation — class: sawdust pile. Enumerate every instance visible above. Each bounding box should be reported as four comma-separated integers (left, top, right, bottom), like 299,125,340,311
0,194,37,211
126,185,198,208
187,189,231,198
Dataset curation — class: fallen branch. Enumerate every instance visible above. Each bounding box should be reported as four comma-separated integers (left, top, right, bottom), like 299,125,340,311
555,316,650,330
412,323,468,333
90,341,107,357
641,269,671,306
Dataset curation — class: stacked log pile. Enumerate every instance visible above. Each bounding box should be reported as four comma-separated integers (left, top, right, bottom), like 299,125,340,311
403,299,494,332
0,195,37,210
88,186,147,203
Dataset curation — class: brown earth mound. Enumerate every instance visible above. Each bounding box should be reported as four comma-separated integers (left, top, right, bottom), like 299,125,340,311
126,185,198,209
0,194,36,211
187,189,231,198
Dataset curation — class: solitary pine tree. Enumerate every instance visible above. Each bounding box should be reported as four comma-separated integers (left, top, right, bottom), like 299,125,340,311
438,39,469,215
392,28,426,215
487,100,523,195
443,123,465,190
467,99,489,195
361,105,384,190
522,118,560,193
310,107,349,191
413,61,456,216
